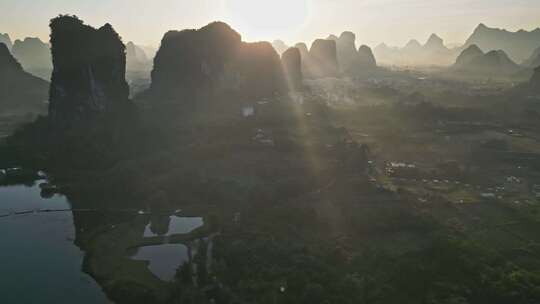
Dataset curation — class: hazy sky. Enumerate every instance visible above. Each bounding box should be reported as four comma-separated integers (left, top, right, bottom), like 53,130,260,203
1,0,539,48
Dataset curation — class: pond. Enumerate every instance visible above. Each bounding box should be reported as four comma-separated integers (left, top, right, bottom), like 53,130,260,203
130,244,190,281
0,183,110,303
143,215,203,237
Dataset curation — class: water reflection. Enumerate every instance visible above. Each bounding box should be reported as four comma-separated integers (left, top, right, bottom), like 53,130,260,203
130,244,190,281
1,180,208,303
144,215,203,237
0,182,109,304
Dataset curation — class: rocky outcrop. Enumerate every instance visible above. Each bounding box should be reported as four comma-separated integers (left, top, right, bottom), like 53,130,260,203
272,40,289,55
324,32,377,75
294,42,310,61
12,37,52,79
0,43,48,112
126,41,152,71
235,41,287,99
334,31,357,73
454,44,484,67
149,22,287,104
48,15,130,123
308,39,338,78
464,23,540,63
281,47,303,90
0,33,12,50
358,45,377,68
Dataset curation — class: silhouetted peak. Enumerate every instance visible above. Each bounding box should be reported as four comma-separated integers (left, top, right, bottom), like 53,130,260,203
48,15,130,123
0,43,22,72
150,21,287,103
358,45,377,68
101,23,114,31
464,48,520,74
199,21,242,43
333,31,359,72
294,42,309,56
309,39,338,77
282,47,301,61
476,23,488,31
339,31,356,42
454,44,484,66
126,41,151,72
0,33,12,50
425,34,444,49
272,39,288,55
405,39,422,48
310,39,336,54
281,47,303,90
0,42,49,113
327,34,338,41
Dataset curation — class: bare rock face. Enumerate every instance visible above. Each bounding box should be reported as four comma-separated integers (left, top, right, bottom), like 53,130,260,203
308,39,338,78
358,45,377,69
149,22,287,104
48,15,130,123
281,47,303,90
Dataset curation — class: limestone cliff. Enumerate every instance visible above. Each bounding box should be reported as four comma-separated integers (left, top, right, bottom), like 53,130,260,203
48,15,130,123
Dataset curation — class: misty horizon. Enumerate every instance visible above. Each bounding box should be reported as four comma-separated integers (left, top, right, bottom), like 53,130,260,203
1,0,540,48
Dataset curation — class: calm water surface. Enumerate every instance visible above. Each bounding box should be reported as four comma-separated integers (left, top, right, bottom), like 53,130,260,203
131,244,190,281
0,183,110,303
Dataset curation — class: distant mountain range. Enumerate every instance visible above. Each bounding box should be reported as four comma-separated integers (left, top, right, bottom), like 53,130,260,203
464,23,540,64
374,34,457,66
11,37,52,80
0,42,48,113
453,46,520,75
373,24,540,68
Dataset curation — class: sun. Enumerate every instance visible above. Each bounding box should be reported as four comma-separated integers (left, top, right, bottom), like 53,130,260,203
222,0,312,41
